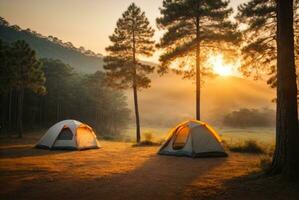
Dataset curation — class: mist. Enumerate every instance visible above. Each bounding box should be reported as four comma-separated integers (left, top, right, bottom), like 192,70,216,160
126,73,276,128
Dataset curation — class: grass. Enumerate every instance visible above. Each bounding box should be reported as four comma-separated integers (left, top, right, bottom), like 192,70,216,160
2,137,270,200
223,138,274,174
132,132,162,147
99,133,133,143
224,139,267,154
124,126,275,144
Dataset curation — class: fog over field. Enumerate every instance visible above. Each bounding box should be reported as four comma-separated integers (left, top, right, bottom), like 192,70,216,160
126,73,276,128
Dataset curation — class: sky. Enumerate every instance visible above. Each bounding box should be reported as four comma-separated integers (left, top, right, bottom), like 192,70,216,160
0,0,248,61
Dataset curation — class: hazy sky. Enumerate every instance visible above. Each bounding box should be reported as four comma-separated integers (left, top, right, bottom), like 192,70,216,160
0,0,248,59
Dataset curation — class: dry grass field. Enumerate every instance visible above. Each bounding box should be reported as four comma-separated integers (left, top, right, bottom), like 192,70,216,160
1,133,298,200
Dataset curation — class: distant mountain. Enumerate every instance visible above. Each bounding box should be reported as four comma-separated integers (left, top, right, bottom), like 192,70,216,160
0,18,103,74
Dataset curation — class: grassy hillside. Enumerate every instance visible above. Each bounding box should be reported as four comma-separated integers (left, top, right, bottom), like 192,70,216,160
0,24,103,74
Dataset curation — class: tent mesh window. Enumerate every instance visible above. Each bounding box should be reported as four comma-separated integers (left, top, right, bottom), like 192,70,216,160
57,128,73,140
172,126,189,150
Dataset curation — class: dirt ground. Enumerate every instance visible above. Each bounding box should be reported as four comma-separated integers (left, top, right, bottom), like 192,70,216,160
1,134,299,200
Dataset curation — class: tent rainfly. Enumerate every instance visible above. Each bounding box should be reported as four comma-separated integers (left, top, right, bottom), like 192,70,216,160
36,120,100,150
158,120,227,157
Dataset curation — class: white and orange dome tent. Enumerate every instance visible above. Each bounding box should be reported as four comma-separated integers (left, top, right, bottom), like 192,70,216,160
36,120,100,150
158,120,227,157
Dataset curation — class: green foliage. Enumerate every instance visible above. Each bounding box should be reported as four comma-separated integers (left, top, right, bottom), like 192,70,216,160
9,40,46,94
0,39,45,95
39,59,131,135
0,19,131,137
104,3,155,89
0,39,46,94
237,0,298,87
237,0,276,83
0,17,103,74
1,56,130,136
0,40,46,137
157,0,240,78
0,39,10,94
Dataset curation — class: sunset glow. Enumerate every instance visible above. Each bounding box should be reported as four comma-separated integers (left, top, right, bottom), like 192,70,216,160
207,53,238,76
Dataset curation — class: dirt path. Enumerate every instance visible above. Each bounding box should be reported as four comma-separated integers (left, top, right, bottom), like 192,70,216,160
0,136,297,200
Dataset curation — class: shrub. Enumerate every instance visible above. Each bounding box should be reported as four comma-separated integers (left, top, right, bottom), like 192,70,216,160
223,108,275,128
144,132,153,142
132,132,160,147
227,140,266,154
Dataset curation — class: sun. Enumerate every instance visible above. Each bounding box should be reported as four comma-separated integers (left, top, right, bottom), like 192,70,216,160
207,53,235,76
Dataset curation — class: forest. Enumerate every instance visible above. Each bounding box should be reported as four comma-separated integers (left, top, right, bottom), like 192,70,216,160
0,40,130,138
0,17,104,73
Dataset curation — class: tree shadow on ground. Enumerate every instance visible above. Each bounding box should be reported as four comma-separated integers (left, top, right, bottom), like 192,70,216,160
195,171,299,200
0,145,75,159
2,154,228,200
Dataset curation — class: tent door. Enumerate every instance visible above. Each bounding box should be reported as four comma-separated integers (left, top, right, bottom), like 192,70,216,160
172,126,190,150
53,127,76,148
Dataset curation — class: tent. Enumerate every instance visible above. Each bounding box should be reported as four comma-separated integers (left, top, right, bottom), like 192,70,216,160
158,120,227,157
36,120,100,150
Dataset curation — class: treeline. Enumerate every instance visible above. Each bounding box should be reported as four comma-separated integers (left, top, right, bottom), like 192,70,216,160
0,39,130,138
223,108,275,128
0,17,104,74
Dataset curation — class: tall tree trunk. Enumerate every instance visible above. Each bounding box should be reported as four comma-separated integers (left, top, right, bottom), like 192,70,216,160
133,85,141,143
1,92,6,136
196,16,201,121
132,27,141,143
94,104,99,131
8,88,12,132
95,108,98,130
17,88,24,138
95,90,99,130
270,0,299,180
44,96,47,127
39,96,43,128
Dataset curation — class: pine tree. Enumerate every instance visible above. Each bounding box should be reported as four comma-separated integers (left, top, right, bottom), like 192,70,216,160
10,40,46,138
82,71,106,131
104,3,155,143
157,0,239,120
0,39,9,134
238,0,299,177
41,59,73,122
0,39,9,94
276,0,299,180
237,0,298,87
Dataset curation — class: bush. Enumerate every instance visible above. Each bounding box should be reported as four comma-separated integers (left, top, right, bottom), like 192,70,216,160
132,132,160,147
227,140,266,154
144,132,153,142
223,108,275,128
